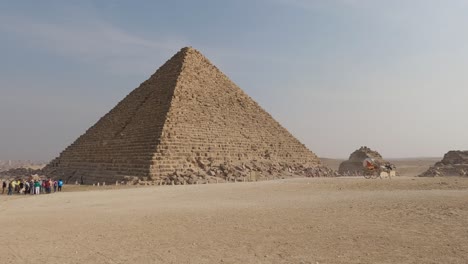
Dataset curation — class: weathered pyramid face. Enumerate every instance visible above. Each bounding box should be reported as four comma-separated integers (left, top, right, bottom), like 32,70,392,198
45,47,328,184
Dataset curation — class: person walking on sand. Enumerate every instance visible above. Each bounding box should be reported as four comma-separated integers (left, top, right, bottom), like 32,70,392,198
24,180,30,195
11,180,16,193
2,181,6,194
58,179,63,192
34,180,40,195
45,180,50,194
7,181,13,195
19,180,24,194
30,180,35,194
53,180,58,193
16,180,21,193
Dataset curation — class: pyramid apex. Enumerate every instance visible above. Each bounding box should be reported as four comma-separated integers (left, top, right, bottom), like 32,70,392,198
179,46,199,54
176,46,209,65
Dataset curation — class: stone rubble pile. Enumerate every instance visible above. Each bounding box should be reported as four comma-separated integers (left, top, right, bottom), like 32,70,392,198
420,151,468,177
0,160,45,172
122,160,334,186
338,146,396,176
0,168,43,179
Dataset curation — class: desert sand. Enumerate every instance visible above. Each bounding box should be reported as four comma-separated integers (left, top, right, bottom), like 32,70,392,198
321,157,441,177
1,176,467,264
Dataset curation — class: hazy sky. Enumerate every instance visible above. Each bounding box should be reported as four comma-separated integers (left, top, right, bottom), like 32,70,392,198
1,0,468,161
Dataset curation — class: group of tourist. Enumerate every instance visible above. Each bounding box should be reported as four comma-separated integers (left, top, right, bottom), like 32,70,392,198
1,179,63,195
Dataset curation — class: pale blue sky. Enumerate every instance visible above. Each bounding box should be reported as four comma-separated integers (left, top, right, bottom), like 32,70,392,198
1,0,467,160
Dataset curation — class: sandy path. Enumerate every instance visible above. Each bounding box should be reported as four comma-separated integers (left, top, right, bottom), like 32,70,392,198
1,177,467,264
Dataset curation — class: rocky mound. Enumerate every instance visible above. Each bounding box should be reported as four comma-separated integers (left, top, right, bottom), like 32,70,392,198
0,168,44,180
338,146,395,176
123,160,336,186
420,151,468,177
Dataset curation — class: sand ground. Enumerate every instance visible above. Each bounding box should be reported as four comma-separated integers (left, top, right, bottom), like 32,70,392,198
320,157,441,177
1,177,467,264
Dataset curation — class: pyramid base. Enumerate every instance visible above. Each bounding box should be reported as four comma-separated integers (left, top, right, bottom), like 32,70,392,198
43,159,335,185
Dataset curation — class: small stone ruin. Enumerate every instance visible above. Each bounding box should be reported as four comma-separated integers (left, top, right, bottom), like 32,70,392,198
420,151,468,177
338,146,396,176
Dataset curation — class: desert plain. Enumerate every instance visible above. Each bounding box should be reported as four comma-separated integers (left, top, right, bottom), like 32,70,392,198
1,161,467,264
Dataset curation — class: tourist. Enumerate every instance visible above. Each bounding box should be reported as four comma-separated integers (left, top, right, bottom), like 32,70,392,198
19,180,24,194
0,178,67,196
58,179,63,192
25,180,30,195
30,180,35,194
45,180,50,194
11,180,16,193
34,180,40,195
7,181,13,195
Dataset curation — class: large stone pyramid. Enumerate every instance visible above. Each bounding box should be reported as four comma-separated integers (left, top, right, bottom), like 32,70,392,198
44,47,331,184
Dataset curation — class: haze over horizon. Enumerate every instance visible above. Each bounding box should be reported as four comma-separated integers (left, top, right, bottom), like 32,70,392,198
1,0,468,161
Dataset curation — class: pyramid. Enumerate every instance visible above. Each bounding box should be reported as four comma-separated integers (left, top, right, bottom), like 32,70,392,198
44,47,331,184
